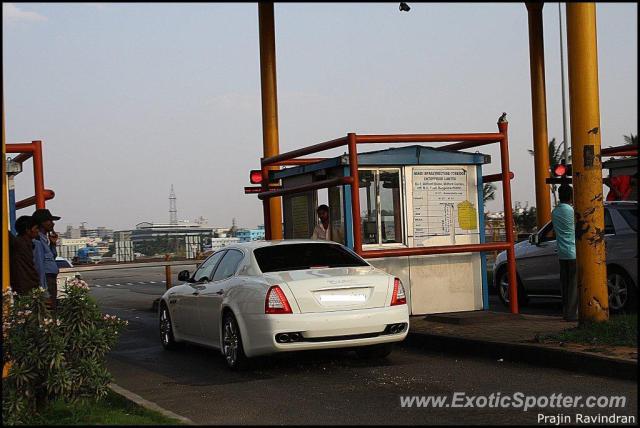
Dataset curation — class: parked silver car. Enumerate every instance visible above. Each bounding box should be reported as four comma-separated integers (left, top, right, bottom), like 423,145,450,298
493,201,637,312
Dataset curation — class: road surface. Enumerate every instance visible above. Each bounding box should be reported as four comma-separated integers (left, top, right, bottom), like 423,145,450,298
82,267,636,425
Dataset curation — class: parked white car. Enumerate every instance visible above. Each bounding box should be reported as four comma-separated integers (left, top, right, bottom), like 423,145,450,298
158,240,410,369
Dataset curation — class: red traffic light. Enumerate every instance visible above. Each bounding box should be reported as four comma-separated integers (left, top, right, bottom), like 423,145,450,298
553,164,567,177
250,170,263,184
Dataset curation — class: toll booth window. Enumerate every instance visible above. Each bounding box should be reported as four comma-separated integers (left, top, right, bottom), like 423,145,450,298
328,186,346,245
359,171,378,244
359,169,404,246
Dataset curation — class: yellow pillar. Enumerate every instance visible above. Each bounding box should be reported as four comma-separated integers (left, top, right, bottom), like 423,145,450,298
566,3,608,323
2,92,11,378
258,2,283,239
525,3,552,228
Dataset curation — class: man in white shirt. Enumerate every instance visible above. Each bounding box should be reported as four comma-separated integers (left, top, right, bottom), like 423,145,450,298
311,205,332,241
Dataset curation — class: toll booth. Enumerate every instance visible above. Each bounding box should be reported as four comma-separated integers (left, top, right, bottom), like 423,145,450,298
272,146,490,315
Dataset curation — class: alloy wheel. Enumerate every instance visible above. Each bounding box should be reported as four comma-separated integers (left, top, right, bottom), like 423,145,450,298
499,274,511,304
160,307,171,346
608,272,629,311
223,317,239,367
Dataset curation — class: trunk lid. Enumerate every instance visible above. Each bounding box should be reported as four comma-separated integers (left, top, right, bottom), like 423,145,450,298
264,266,391,313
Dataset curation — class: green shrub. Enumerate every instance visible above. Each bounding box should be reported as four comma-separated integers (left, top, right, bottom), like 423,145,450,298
2,279,128,425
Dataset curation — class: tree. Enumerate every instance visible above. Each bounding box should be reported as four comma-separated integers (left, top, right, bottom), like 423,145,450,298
528,138,570,206
513,202,538,235
623,133,637,146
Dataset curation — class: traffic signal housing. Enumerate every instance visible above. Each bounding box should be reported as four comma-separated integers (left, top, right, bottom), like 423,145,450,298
546,161,572,184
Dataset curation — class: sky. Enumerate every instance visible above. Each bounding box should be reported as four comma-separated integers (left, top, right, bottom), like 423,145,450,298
3,2,637,231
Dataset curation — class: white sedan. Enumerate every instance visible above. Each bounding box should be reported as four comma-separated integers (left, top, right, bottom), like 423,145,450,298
158,240,410,369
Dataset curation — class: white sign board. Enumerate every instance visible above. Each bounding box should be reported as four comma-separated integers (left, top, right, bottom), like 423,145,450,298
412,167,478,246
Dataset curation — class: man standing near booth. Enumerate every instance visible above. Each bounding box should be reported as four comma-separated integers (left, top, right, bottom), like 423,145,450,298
551,185,578,322
32,208,61,309
9,216,41,296
311,205,332,241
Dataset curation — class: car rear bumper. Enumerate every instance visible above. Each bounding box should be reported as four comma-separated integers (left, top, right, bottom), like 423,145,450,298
240,305,410,357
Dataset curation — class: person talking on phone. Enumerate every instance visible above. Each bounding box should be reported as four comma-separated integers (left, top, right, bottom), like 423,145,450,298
32,208,61,309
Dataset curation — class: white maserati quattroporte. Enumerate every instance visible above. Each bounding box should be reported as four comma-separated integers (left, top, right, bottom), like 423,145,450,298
158,240,410,369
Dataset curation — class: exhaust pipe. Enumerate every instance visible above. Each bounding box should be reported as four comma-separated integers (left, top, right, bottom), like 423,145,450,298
290,332,301,342
276,332,303,343
387,323,407,334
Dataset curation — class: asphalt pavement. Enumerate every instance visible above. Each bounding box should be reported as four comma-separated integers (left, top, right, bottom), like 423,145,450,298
86,267,637,425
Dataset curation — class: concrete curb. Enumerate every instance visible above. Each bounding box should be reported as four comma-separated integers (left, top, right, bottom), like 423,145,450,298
109,383,195,425
406,332,637,381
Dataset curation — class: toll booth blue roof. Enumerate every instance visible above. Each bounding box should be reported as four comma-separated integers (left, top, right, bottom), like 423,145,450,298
272,145,490,180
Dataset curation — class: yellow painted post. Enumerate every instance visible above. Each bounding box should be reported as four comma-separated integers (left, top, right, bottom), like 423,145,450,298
566,3,608,323
258,2,283,239
525,3,552,228
2,93,11,378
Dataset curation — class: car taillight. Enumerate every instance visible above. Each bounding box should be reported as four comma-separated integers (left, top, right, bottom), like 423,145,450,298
390,278,406,306
265,285,293,314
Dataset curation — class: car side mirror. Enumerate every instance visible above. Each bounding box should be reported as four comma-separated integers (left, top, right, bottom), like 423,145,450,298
529,234,540,246
178,270,191,282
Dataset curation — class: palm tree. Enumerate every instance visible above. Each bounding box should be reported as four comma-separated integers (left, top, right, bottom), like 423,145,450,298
623,133,637,146
528,138,570,206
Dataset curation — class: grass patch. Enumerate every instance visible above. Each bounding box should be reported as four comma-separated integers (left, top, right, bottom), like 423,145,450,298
29,389,184,425
544,314,637,347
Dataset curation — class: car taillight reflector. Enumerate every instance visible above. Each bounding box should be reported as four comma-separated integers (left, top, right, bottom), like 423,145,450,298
390,278,406,306
265,285,292,314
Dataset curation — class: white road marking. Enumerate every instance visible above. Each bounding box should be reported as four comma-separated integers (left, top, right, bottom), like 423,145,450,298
106,284,113,287
127,283,134,285
150,281,156,284
115,283,121,286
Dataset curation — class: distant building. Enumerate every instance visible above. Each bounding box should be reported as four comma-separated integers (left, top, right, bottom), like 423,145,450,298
235,225,265,242
115,221,214,258
209,237,241,252
113,230,134,262
131,221,213,242
56,236,111,260
57,238,89,260
63,224,114,240
212,228,230,238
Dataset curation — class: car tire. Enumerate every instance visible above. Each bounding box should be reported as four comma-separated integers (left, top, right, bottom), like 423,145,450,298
607,267,637,313
496,268,528,308
159,303,183,351
222,312,249,370
355,343,393,359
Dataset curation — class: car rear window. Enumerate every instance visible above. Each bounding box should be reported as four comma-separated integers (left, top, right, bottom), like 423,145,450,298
617,207,637,232
254,243,369,273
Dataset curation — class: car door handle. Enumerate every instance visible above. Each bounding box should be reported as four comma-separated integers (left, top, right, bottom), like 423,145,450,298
215,290,224,295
